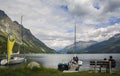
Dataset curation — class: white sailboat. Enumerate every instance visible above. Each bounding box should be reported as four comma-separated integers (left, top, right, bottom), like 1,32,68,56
58,23,83,72
0,16,26,65
1,57,25,65
0,33,25,65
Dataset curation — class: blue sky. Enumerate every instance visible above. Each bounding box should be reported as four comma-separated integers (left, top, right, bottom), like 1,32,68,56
0,0,120,50
93,2,100,10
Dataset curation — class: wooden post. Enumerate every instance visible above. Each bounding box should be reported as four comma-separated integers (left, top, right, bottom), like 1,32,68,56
99,66,101,73
95,61,97,73
109,61,111,74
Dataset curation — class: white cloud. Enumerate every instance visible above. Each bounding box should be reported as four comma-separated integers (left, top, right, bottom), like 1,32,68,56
0,0,120,50
76,23,120,42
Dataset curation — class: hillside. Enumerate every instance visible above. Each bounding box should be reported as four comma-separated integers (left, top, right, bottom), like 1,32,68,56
59,40,97,54
59,33,120,54
0,10,56,54
85,33,120,53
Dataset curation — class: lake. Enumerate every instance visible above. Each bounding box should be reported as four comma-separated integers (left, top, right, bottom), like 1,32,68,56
22,54,120,71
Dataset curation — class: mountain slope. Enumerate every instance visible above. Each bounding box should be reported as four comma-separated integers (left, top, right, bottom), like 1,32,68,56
59,40,97,54
0,10,56,54
59,33,120,54
85,33,120,53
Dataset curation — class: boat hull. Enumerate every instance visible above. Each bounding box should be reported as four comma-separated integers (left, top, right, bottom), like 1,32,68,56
0,57,25,65
58,60,83,72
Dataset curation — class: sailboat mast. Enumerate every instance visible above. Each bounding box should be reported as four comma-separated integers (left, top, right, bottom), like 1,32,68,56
18,16,23,52
21,15,23,43
74,23,77,54
21,16,23,25
21,16,23,51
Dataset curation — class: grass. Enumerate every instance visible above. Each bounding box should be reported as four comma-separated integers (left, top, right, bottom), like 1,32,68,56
0,65,120,76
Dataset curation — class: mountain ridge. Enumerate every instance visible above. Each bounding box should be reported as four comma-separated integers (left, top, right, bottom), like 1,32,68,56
0,10,56,54
85,33,120,53
59,40,97,54
59,33,120,54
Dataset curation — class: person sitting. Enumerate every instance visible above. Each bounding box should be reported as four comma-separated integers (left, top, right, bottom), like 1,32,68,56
108,56,116,68
106,56,116,73
75,56,79,63
70,55,79,64
70,57,76,64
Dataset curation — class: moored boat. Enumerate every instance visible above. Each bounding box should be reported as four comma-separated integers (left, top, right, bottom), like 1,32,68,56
1,57,25,65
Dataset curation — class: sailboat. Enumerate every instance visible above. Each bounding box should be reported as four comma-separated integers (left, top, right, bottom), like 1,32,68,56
0,16,26,65
0,32,25,65
58,24,83,72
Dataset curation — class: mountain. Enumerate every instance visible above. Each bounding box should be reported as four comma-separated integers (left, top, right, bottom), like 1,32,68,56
85,33,120,53
59,40,97,54
59,33,120,54
0,10,56,54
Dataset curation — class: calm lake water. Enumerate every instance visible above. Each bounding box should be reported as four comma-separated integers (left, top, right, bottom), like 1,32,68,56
0,54,120,71
23,54,120,71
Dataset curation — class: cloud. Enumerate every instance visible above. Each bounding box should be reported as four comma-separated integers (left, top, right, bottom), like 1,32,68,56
0,0,120,50
102,0,120,13
75,23,120,41
89,23,120,41
65,0,120,24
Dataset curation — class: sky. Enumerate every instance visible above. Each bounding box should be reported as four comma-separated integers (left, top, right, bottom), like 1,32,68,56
0,0,120,50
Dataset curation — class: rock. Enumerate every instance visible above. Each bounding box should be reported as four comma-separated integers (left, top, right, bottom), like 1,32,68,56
27,61,40,69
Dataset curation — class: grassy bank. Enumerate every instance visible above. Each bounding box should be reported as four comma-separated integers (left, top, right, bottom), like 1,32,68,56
0,65,120,76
